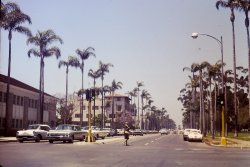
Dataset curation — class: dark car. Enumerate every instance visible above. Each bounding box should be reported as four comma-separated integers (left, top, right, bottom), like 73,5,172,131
132,129,143,136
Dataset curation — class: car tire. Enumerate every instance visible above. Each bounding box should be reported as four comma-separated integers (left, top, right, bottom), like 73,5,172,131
69,136,74,143
18,139,23,143
35,135,41,142
49,140,54,143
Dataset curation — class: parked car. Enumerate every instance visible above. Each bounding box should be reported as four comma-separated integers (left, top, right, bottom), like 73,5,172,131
183,129,196,141
132,129,143,136
103,128,117,137
16,124,51,143
82,126,109,139
187,130,203,142
116,129,124,136
159,128,169,135
47,124,85,143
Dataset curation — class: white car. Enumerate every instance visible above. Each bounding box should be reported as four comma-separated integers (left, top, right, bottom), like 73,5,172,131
183,129,198,141
187,129,203,142
82,126,109,139
48,124,85,143
16,124,51,143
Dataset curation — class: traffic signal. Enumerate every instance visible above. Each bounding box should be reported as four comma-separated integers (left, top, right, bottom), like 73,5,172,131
216,94,224,106
86,89,91,101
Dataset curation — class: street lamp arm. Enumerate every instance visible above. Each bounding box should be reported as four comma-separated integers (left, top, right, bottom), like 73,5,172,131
199,33,222,45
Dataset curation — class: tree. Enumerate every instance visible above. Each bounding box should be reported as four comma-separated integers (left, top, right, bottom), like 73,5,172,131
76,47,95,126
216,0,240,136
27,29,63,124
236,0,250,121
136,81,144,128
98,61,113,128
88,69,102,126
110,80,123,129
58,56,80,123
141,89,150,130
191,62,210,134
1,2,32,136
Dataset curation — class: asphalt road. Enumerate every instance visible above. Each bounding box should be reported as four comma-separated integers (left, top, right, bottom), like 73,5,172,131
0,134,250,167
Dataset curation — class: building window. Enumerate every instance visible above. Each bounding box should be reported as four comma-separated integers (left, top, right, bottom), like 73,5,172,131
75,114,80,118
92,106,99,110
21,97,24,106
17,96,20,105
117,105,122,111
83,106,86,110
109,114,115,118
116,97,121,101
13,95,16,105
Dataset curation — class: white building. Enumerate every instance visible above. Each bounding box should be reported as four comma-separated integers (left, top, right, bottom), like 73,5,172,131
70,94,135,128
0,74,57,136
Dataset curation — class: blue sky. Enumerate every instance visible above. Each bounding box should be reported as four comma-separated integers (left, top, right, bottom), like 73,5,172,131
0,0,247,126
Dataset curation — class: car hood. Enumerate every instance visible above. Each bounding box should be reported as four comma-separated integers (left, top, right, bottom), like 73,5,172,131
48,130,72,134
17,130,35,135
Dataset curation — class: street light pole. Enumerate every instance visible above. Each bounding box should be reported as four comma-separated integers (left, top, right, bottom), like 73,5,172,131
191,32,226,145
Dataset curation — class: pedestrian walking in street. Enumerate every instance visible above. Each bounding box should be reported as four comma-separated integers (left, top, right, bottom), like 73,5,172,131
124,122,130,146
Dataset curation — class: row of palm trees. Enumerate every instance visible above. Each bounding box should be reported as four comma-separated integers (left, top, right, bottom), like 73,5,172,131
0,2,116,133
215,0,250,136
1,1,176,133
179,60,249,137
178,0,250,137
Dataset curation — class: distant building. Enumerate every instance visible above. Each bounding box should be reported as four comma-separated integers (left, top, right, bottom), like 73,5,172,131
0,74,57,136
70,94,135,128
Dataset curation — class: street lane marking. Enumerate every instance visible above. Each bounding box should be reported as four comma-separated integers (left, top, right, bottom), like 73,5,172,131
145,143,149,146
151,141,154,143
176,161,183,166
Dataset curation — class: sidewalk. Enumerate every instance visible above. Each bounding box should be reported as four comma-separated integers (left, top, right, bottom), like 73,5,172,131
0,137,17,142
204,136,250,148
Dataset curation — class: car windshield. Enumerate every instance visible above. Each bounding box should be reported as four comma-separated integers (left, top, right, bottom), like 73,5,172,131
27,125,39,130
55,125,73,130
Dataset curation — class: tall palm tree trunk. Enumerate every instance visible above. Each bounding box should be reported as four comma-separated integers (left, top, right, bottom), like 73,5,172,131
209,78,214,139
80,61,84,127
137,88,140,128
141,98,144,130
245,14,250,123
231,17,238,137
101,76,104,128
5,31,12,136
65,67,68,124
39,58,43,124
41,60,45,124
111,91,115,129
93,79,96,126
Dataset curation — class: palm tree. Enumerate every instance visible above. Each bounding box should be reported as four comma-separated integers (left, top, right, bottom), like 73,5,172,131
236,0,250,121
191,61,210,135
206,62,221,138
27,29,63,124
216,0,240,136
76,47,95,126
58,56,80,123
88,69,102,126
1,2,32,135
98,61,113,128
141,89,150,130
136,81,144,128
110,80,123,129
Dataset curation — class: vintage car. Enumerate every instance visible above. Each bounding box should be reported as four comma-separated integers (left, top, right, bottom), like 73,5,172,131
82,126,109,139
16,124,51,143
47,124,85,143
183,129,197,141
131,129,143,136
159,128,169,135
187,129,203,142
